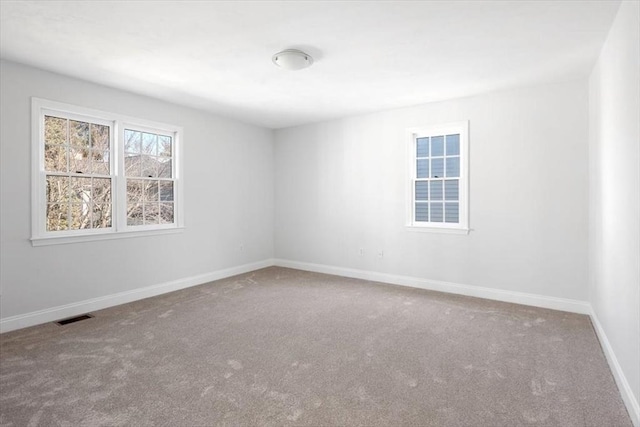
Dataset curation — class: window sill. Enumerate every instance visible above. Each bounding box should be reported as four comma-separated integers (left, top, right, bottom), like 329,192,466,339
31,227,185,247
405,225,470,235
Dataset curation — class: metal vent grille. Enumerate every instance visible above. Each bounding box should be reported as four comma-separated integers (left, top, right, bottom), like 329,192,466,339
55,314,94,326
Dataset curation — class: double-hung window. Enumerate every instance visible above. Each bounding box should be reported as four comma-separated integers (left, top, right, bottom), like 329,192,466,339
32,98,183,245
407,121,469,233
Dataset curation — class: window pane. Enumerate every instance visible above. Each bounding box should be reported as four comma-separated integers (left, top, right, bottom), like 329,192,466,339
45,144,68,172
91,150,110,175
125,130,141,153
47,203,68,231
415,181,428,201
142,155,159,178
445,202,459,223
46,176,69,203
446,134,460,155
429,180,443,200
144,202,159,224
90,124,110,151
444,179,459,201
160,182,174,201
417,137,429,157
45,116,67,145
70,203,91,229
91,178,111,228
70,177,92,203
159,135,172,157
127,203,143,226
70,147,90,174
39,107,180,235
143,180,159,202
431,158,444,178
92,178,111,205
416,159,429,178
92,202,112,228
446,157,460,178
415,202,428,222
125,154,141,177
142,133,158,155
431,136,444,156
160,202,174,224
137,157,173,179
69,120,90,148
430,202,444,222
157,158,172,178
127,179,143,203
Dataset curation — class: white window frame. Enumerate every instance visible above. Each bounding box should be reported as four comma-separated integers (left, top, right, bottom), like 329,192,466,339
405,121,469,234
31,98,184,246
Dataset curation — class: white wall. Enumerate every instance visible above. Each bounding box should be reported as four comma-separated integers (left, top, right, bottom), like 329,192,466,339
0,14,636,420
0,60,274,323
589,0,640,421
275,79,589,301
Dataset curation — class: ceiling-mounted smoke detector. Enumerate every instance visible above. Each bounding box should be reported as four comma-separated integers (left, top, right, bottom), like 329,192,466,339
272,49,314,71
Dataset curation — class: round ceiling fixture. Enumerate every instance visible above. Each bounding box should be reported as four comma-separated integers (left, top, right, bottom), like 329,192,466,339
272,49,313,71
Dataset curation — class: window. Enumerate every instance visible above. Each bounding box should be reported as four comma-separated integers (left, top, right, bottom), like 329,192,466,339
123,128,175,226
32,98,183,245
406,121,469,233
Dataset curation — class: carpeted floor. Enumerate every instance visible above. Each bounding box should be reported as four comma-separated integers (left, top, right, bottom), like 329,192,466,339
0,267,632,426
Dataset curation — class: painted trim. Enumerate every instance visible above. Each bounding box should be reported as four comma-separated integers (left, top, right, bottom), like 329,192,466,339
0,259,274,333
31,226,185,246
405,121,470,231
2,256,635,425
405,225,470,235
590,310,640,427
273,258,638,424
30,97,185,245
273,258,591,314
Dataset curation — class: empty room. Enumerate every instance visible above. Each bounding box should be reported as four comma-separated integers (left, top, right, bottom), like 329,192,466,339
0,1,638,426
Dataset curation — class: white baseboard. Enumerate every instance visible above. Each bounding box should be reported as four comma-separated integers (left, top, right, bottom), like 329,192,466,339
3,257,636,426
590,311,640,427
274,258,638,425
0,258,275,334
274,258,592,314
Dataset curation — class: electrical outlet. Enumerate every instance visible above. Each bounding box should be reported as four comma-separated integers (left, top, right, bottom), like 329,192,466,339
377,250,384,258
359,248,364,257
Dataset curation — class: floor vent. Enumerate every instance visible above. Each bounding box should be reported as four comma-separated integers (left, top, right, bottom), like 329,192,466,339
55,314,94,326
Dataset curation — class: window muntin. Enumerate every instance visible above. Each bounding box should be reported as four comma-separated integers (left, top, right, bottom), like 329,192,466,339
32,98,183,245
43,114,114,232
415,134,460,223
407,122,468,232
123,128,174,226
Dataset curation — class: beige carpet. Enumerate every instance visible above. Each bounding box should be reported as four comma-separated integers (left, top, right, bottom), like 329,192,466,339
0,267,632,426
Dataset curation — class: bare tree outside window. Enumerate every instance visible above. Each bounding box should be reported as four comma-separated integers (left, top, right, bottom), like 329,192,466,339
44,116,111,231
124,129,174,226
35,99,182,244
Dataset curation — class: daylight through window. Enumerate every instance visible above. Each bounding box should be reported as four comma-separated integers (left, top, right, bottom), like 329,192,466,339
32,98,183,245
407,122,469,232
124,129,174,226
44,116,112,231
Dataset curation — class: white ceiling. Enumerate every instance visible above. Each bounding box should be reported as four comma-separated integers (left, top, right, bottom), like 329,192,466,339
0,1,621,129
